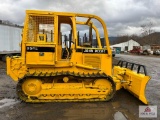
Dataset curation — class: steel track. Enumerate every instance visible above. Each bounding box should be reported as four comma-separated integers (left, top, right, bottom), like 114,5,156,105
16,72,116,103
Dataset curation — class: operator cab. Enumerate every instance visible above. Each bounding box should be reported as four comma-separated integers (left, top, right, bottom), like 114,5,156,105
23,11,111,68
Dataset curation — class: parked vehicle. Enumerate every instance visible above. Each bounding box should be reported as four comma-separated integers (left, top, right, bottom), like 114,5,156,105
153,49,160,55
129,46,142,54
142,45,152,55
111,47,116,57
0,24,22,61
130,46,152,55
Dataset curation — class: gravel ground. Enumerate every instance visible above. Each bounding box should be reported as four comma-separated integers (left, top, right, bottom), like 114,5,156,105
0,55,159,120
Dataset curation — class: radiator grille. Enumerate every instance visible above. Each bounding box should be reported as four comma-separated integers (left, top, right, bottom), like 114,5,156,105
27,15,54,42
84,56,101,69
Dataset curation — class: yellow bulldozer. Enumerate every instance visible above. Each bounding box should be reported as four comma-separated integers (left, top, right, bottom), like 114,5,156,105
7,10,150,104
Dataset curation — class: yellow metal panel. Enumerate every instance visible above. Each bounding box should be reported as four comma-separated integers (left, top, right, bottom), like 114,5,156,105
83,54,101,69
101,54,112,76
26,52,55,65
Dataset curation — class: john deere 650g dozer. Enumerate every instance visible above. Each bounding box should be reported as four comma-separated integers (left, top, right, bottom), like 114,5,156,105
7,10,150,104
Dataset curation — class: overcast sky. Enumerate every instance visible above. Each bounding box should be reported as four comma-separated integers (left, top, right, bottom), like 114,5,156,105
0,0,160,36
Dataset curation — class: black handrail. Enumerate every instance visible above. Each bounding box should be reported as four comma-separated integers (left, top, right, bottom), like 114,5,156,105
117,60,147,76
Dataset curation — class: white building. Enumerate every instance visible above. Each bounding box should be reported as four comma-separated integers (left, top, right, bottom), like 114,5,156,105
110,39,140,52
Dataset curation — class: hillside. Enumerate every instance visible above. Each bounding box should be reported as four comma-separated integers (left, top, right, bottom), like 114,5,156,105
109,32,160,45
137,32,160,45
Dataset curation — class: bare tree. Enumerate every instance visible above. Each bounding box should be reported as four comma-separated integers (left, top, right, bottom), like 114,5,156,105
140,21,155,44
141,21,154,36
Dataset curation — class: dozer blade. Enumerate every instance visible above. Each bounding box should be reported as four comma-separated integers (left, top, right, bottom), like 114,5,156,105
113,61,150,104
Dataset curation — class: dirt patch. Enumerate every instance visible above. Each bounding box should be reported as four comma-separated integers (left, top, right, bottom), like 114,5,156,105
0,61,17,100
